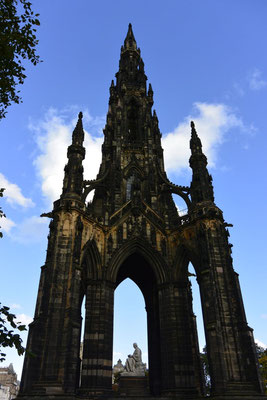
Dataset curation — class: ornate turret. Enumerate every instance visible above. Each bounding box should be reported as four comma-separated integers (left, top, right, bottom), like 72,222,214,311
189,121,214,204
62,112,85,198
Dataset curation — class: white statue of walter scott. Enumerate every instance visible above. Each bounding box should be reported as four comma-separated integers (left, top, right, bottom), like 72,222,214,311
122,343,146,376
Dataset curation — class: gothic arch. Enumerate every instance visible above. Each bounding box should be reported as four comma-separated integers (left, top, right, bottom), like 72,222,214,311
107,237,168,285
173,242,200,281
110,239,163,396
81,238,102,281
123,162,144,180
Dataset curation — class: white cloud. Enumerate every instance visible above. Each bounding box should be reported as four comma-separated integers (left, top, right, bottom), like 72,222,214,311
30,108,104,207
255,339,267,349
7,215,49,244
162,102,244,174
10,304,22,310
15,313,33,327
249,69,267,90
0,173,35,208
1,216,16,233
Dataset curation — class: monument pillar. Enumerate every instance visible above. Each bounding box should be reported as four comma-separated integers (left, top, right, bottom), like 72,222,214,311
158,283,202,398
80,281,114,396
196,219,263,397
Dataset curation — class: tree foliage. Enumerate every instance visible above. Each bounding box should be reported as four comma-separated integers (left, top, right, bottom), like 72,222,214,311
0,303,26,362
256,344,267,394
0,191,27,361
200,346,211,396
0,0,41,119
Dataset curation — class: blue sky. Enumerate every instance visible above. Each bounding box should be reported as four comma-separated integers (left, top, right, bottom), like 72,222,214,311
1,0,267,378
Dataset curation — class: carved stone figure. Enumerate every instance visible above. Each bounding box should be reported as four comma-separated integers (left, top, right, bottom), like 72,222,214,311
123,343,146,376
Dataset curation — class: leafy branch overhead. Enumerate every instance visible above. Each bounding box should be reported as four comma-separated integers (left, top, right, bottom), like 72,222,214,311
0,303,27,362
0,0,41,119
0,191,27,361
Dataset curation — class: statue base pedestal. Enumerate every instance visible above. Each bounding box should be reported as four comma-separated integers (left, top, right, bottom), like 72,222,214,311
118,375,149,396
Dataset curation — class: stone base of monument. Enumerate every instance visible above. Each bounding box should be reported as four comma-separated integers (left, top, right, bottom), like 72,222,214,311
118,375,149,396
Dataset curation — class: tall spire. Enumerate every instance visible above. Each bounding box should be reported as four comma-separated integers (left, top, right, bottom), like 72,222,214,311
189,121,214,204
123,23,137,51
116,23,147,92
61,112,85,199
72,111,84,146
190,120,202,154
88,24,178,227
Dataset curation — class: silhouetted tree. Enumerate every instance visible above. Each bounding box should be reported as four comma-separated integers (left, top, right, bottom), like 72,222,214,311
200,346,211,395
0,0,41,119
0,190,27,361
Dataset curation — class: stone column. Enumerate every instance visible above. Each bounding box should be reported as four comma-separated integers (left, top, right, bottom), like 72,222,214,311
158,283,202,398
80,280,114,396
146,293,161,396
19,214,84,397
197,223,264,396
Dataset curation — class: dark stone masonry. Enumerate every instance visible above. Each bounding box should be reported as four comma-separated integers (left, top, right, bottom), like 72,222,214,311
18,24,265,399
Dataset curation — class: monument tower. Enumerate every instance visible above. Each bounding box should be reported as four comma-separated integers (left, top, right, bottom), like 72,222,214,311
19,25,264,399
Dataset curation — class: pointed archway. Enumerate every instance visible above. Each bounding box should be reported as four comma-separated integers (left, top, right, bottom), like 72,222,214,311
114,252,161,396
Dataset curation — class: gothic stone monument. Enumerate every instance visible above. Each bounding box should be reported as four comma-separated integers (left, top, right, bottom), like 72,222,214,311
18,24,265,399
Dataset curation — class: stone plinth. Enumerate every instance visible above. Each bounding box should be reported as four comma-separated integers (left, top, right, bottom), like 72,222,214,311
118,375,149,396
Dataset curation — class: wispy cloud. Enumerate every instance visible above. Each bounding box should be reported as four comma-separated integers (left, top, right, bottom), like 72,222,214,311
1,216,16,233
30,107,104,207
249,69,267,90
233,82,245,97
162,102,244,174
7,215,48,244
0,173,35,208
255,338,267,349
28,104,247,204
10,304,22,310
15,313,33,327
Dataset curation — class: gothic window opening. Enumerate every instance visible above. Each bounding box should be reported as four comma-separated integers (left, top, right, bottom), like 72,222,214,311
126,175,134,201
79,296,86,387
172,194,188,217
85,189,95,214
127,100,139,141
188,262,208,395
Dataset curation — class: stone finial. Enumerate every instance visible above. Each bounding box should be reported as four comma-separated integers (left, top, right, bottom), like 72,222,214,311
124,23,137,50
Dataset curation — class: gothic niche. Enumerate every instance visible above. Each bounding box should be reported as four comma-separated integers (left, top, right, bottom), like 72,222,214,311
126,98,139,143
